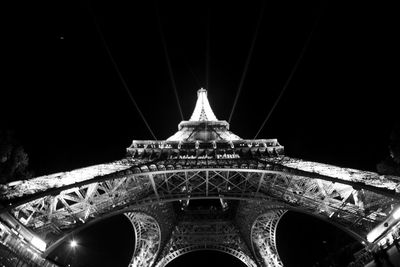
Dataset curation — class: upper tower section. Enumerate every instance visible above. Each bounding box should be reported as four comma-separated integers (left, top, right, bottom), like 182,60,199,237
127,88,284,159
189,88,218,121
167,88,240,142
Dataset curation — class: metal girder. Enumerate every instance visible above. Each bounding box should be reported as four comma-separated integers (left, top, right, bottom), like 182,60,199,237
4,169,397,244
0,159,140,200
262,157,400,197
3,157,399,209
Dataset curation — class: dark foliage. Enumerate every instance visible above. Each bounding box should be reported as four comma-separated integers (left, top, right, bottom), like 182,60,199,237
377,123,400,177
0,129,32,184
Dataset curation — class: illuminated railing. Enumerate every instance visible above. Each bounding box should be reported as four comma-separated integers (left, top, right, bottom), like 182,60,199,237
350,207,400,266
0,218,60,267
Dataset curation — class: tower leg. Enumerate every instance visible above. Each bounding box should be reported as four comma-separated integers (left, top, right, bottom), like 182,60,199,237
251,210,286,267
125,212,161,267
236,201,287,267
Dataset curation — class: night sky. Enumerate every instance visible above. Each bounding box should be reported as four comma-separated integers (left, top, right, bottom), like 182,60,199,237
2,0,398,266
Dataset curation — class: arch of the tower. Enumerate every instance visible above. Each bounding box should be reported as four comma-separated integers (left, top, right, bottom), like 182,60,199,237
236,202,370,267
40,198,366,260
36,207,169,264
156,245,257,267
153,219,258,267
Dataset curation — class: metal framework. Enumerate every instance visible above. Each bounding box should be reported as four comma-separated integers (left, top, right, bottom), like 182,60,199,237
4,165,396,241
251,210,286,267
0,88,399,266
126,212,161,267
154,220,257,267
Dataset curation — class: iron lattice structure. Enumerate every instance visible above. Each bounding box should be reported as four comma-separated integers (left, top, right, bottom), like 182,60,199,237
0,88,400,266
155,219,257,267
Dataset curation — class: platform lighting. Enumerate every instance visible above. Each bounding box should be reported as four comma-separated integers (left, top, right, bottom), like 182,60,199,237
392,206,400,220
30,236,46,252
366,206,400,243
70,240,77,248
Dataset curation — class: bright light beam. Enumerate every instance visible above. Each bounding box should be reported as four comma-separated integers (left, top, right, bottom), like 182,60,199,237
89,5,158,140
156,4,184,121
228,3,265,124
185,58,202,89
206,8,210,90
253,3,325,140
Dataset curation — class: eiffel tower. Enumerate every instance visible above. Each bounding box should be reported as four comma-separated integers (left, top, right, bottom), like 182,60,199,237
0,88,400,267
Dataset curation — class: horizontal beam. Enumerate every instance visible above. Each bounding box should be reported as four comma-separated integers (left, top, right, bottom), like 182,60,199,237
2,167,399,214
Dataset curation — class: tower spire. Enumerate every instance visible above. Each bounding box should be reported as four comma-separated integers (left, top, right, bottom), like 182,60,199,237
189,88,218,121
167,88,240,141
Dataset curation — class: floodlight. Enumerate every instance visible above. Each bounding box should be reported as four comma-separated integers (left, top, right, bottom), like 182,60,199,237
70,240,78,248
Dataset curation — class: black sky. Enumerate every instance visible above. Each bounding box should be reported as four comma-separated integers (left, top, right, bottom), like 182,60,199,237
2,0,399,266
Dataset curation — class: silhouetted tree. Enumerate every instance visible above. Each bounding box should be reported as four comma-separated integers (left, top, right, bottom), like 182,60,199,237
377,123,400,177
0,129,32,184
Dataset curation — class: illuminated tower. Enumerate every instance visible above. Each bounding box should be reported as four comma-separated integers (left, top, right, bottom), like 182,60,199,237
1,89,400,266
